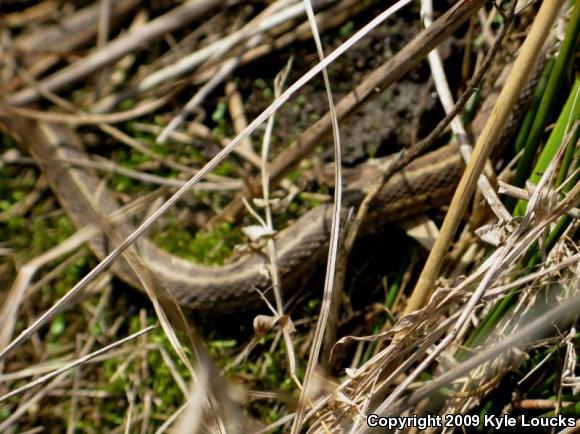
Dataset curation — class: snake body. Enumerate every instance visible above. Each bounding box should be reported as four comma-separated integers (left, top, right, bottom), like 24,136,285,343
3,117,463,312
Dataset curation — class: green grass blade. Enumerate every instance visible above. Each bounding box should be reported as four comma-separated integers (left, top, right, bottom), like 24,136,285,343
513,58,555,153
506,2,580,212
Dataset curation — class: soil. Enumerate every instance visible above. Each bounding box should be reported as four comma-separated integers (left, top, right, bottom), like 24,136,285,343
239,3,458,165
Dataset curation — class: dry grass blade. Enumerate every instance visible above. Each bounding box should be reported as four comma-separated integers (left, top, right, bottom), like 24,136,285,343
155,0,295,144
47,154,240,190
0,191,157,358
499,181,580,219
0,375,70,431
1,121,204,424
376,117,578,416
94,0,332,113
190,0,370,86
300,78,577,429
0,325,156,404
254,59,300,379
389,294,580,417
483,253,580,300
321,1,516,365
291,0,343,430
2,94,173,125
6,0,140,89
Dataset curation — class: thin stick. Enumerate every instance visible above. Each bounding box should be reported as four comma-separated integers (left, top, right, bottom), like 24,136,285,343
498,181,580,219
257,60,299,381
31,154,242,191
290,0,343,429
94,0,112,100
405,0,565,314
225,80,260,164
2,94,174,125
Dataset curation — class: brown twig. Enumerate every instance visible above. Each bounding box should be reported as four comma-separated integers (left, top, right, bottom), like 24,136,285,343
2,93,174,125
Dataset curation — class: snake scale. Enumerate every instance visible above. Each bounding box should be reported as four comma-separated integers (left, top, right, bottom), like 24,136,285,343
1,46,542,314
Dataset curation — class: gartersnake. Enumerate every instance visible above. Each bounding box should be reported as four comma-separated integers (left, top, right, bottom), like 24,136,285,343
2,117,462,312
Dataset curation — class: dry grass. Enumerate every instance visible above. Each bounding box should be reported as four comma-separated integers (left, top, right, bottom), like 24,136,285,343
0,0,578,432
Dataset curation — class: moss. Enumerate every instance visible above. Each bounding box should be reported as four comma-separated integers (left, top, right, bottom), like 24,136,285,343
119,99,136,110
209,339,237,350
213,160,236,177
154,115,166,126
48,313,67,337
0,187,78,256
0,406,10,421
339,20,355,38
154,222,243,266
287,169,302,182
51,250,95,297
110,174,136,193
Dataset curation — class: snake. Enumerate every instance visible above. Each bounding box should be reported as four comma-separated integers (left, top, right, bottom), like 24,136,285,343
0,53,542,314
2,117,465,312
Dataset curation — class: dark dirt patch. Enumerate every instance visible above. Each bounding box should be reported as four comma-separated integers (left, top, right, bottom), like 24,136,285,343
238,3,459,165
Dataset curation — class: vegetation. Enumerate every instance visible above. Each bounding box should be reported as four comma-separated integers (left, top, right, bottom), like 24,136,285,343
0,0,577,432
